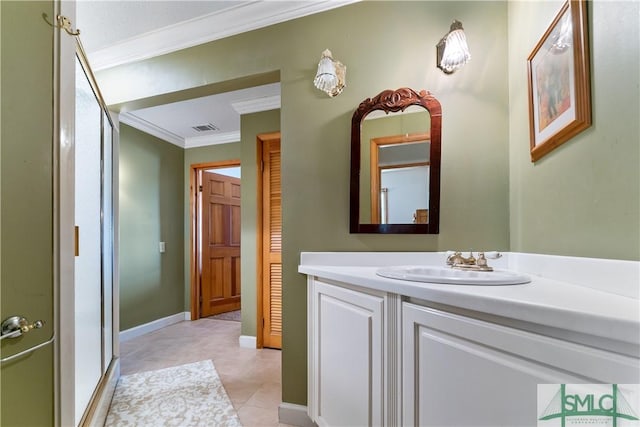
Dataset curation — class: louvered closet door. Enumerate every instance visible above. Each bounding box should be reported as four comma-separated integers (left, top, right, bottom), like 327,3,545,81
262,137,282,349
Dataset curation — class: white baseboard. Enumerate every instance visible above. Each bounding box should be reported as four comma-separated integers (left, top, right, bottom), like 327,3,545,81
239,335,257,349
278,403,314,427
120,312,189,342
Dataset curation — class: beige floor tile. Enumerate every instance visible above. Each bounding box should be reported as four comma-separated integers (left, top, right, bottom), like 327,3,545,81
244,382,282,409
118,318,286,425
221,377,263,407
238,404,280,427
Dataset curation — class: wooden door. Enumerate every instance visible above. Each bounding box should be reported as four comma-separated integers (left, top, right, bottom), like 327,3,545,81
200,171,241,317
262,136,282,349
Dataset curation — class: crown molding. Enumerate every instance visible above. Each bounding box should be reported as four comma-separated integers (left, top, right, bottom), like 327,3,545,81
120,89,278,149
119,112,185,147
89,1,359,71
119,110,241,149
185,131,241,149
231,94,281,115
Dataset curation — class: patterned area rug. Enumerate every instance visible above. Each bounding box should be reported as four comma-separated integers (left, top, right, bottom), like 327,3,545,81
105,360,242,426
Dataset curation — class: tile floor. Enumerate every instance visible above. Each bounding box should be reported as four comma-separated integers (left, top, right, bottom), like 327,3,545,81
119,317,295,427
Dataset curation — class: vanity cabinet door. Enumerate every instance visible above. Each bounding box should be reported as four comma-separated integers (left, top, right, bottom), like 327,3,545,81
402,302,640,427
308,279,390,427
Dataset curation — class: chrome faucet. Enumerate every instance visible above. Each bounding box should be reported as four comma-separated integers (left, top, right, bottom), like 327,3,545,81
446,251,501,272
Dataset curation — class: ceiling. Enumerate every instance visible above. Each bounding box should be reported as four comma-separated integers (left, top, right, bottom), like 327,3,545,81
76,0,358,148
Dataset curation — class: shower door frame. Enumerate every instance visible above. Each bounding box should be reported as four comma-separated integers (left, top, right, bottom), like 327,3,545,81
55,2,120,425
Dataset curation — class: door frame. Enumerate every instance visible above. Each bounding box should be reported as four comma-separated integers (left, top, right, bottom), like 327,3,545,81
189,159,241,320
56,2,121,424
256,132,281,349
56,2,77,423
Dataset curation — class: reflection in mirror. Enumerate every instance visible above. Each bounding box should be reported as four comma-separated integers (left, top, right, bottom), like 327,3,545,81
360,107,430,224
375,139,430,224
350,88,441,234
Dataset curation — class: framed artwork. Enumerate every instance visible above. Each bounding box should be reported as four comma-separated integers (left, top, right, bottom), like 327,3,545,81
527,0,591,162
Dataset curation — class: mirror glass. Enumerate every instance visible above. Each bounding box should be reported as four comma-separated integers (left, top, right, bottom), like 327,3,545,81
359,107,430,224
350,88,441,234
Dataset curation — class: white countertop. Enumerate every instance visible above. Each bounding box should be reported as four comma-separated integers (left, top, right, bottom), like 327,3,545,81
299,252,640,346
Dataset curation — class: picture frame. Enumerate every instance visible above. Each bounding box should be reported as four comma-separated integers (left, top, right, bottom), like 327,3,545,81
527,0,591,162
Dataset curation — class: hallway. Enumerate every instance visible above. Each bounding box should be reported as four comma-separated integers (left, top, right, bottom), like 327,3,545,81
119,318,291,426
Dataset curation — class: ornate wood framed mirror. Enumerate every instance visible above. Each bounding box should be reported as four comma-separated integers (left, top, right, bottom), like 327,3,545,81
350,88,441,233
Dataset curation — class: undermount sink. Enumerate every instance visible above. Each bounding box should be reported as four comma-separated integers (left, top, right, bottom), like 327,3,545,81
376,265,531,285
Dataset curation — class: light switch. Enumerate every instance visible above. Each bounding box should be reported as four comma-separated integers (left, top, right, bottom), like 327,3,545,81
159,242,166,253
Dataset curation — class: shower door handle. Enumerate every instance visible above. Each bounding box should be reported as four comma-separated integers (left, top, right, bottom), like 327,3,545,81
0,315,44,340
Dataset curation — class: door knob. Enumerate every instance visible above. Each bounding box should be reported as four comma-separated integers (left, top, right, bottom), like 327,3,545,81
0,316,44,341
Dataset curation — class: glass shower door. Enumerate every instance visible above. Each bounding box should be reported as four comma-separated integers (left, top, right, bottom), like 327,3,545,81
74,53,115,425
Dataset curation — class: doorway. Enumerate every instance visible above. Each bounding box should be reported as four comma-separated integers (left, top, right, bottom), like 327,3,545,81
188,133,282,349
190,160,242,320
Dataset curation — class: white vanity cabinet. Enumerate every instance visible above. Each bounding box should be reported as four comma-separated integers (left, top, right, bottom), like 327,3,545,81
301,253,640,427
307,277,401,427
402,302,640,427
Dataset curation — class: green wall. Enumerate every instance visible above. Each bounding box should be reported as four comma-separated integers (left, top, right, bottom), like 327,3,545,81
0,1,55,425
508,1,640,260
119,124,185,330
98,1,510,405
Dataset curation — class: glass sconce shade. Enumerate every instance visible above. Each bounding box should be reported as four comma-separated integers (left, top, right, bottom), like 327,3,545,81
437,20,471,74
314,49,346,97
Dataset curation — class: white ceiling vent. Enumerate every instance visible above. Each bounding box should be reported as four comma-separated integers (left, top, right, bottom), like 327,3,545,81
192,123,219,132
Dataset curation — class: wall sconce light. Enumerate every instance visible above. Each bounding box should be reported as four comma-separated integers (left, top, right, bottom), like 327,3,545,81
313,49,346,97
436,20,471,74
